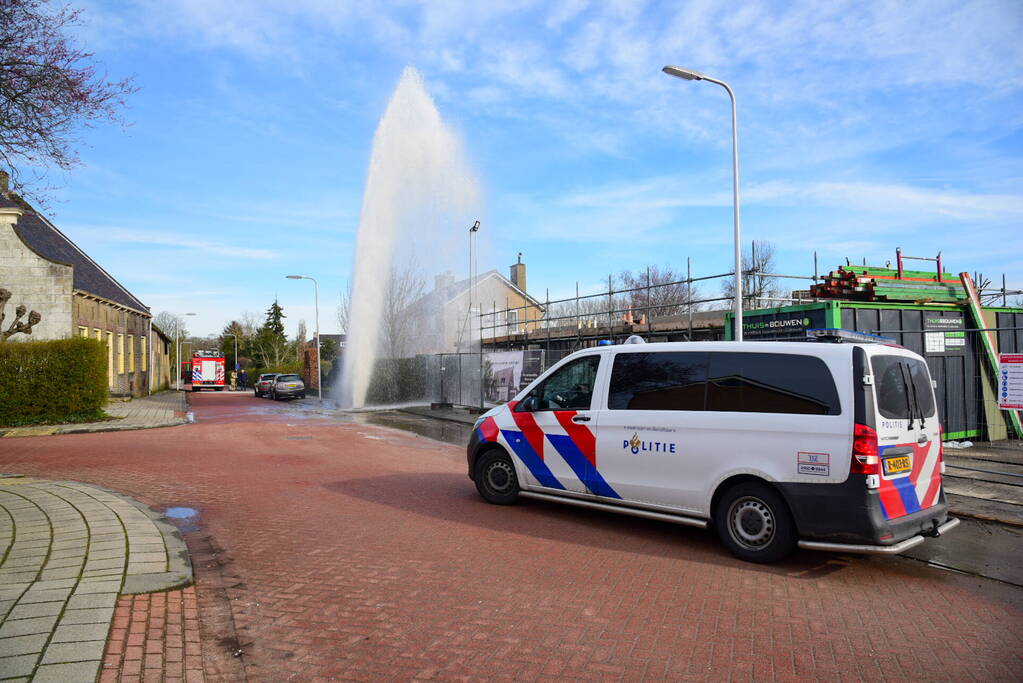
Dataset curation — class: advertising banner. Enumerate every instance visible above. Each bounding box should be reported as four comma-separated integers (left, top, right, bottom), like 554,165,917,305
998,354,1023,410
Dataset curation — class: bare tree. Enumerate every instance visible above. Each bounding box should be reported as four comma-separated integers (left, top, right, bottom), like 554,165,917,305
0,287,41,339
294,320,308,361
617,265,700,318
1,0,137,201
382,257,425,359
723,241,786,310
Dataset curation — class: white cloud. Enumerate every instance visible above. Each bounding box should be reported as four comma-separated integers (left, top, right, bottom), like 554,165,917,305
68,225,277,259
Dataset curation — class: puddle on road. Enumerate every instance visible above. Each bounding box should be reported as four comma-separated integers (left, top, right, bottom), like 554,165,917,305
164,506,201,534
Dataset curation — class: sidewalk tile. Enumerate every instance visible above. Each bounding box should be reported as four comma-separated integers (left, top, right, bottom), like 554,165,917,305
40,639,107,664
51,622,111,643
33,661,102,682
0,615,59,638
0,633,48,656
0,654,38,678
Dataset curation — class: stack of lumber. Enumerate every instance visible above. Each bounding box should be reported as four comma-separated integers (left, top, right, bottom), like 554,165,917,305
810,265,967,303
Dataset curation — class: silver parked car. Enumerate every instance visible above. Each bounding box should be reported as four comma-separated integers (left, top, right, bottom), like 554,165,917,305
254,373,280,398
271,374,305,400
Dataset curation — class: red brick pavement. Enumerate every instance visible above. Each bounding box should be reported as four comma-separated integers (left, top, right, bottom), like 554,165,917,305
2,392,1022,681
101,588,204,682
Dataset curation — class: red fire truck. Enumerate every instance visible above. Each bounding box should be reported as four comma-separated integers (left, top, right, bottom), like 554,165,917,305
190,350,226,392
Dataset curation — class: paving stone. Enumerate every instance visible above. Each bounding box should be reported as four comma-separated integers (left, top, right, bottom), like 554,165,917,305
127,562,166,574
66,593,117,610
29,579,76,591
72,579,121,594
0,571,39,583
58,607,114,625
5,601,63,619
39,639,107,664
18,588,72,603
128,552,166,563
37,566,81,580
0,654,38,678
51,622,111,643
32,661,101,683
0,633,48,656
0,615,59,638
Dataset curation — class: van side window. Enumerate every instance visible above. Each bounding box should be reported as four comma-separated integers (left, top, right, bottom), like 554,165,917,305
872,355,936,419
608,352,708,410
706,352,841,415
520,355,600,411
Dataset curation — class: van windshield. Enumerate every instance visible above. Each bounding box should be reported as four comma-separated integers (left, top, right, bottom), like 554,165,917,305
871,355,936,419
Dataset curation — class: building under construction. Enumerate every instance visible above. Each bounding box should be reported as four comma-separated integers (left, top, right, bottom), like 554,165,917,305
474,248,1022,441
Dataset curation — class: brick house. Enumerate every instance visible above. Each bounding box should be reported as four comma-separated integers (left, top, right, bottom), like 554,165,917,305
0,173,163,397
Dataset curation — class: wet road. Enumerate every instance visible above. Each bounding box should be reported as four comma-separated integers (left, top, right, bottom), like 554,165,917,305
2,390,1021,681
246,392,1023,587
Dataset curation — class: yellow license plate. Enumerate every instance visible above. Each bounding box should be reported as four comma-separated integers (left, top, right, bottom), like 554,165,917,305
288,384,297,388
883,456,911,475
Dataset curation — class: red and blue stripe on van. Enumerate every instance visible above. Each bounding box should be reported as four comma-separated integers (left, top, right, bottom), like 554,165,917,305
477,403,621,498
877,441,942,520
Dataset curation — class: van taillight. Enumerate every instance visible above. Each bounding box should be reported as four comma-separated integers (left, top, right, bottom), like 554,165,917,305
851,424,879,475
938,425,945,474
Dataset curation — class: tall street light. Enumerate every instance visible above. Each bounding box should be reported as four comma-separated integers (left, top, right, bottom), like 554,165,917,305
662,65,744,341
174,313,196,390
286,275,321,401
468,220,480,348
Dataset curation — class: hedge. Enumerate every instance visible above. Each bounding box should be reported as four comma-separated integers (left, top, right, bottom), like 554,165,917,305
0,337,108,427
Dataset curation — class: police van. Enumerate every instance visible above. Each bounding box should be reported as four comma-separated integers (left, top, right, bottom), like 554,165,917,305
467,332,959,563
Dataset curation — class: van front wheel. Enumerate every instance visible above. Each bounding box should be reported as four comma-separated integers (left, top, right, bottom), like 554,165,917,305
475,451,519,505
715,483,796,564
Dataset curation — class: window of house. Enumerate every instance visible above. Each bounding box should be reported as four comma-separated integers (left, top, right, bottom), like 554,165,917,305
105,332,114,386
128,335,135,372
78,326,88,338
141,337,147,372
507,310,518,333
118,334,125,374
94,328,102,341
609,352,709,411
705,352,840,415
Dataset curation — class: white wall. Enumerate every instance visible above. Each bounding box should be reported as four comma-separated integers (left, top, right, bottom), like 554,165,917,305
0,210,73,341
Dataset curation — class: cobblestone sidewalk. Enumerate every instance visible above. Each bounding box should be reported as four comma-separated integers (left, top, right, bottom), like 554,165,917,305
0,477,193,681
1,391,189,439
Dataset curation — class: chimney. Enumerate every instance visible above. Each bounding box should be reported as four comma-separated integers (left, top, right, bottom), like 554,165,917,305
509,253,526,292
0,170,8,196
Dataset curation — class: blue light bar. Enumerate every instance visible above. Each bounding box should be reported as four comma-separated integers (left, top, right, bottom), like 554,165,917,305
806,328,898,344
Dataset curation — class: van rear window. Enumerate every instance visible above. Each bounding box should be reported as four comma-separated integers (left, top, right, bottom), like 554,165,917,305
608,351,841,415
871,355,936,419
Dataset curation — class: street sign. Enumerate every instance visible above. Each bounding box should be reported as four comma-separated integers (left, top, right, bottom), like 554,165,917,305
999,354,1023,410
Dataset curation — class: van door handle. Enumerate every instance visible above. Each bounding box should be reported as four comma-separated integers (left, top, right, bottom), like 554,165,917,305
572,415,591,423
918,434,928,444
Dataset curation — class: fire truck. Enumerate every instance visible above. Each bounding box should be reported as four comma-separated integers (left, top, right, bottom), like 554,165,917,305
190,350,226,392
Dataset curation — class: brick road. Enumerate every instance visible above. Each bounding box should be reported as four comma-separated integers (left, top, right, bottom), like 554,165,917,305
2,392,1022,681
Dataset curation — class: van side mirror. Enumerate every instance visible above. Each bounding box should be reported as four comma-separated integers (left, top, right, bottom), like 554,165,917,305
518,395,536,412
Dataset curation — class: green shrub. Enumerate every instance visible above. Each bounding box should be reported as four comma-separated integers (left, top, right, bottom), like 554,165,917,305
0,337,108,427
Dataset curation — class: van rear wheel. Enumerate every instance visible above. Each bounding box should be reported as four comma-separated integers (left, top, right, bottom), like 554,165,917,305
715,482,796,564
475,450,519,505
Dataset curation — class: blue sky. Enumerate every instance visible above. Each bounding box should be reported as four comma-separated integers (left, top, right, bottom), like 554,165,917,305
32,0,1023,337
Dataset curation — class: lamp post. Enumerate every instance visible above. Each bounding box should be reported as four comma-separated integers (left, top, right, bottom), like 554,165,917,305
662,65,744,341
174,313,196,390
286,275,321,401
468,220,480,347
223,333,238,390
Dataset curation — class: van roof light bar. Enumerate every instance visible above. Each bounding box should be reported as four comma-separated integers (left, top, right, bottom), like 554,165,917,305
806,328,898,344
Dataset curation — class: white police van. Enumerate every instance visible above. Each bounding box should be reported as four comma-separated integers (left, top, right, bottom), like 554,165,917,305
467,332,959,563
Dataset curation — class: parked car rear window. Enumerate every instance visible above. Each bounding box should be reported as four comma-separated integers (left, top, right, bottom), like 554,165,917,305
608,351,840,415
277,375,301,382
871,355,936,419
705,352,841,415
609,352,708,410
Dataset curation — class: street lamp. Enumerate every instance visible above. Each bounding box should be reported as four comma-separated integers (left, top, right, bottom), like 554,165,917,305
662,65,744,341
174,313,196,390
286,275,321,401
468,220,481,346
